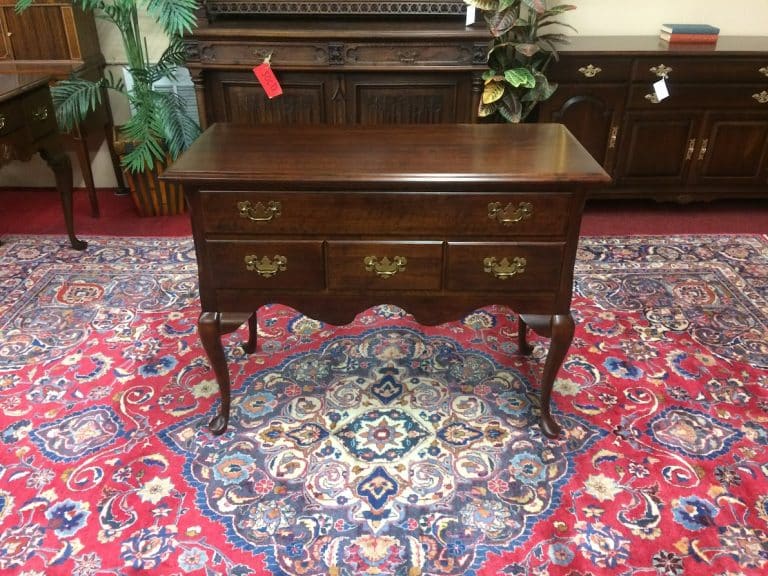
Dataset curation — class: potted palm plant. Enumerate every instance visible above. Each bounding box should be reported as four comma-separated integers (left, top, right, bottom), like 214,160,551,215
15,0,201,216
466,0,576,122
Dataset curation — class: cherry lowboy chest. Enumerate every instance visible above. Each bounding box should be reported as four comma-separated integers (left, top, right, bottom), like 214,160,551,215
162,123,610,437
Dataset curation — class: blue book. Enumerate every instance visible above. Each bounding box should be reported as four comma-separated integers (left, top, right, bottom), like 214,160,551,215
661,23,720,35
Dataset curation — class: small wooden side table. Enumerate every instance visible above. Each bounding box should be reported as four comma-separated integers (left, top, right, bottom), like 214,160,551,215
0,73,86,250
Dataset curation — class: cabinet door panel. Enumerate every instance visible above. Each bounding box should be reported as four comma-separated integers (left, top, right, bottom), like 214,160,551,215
539,85,625,175
693,112,768,186
208,71,334,125
345,72,472,124
2,6,69,60
615,111,701,186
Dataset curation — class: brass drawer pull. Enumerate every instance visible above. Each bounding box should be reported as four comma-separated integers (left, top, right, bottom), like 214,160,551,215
483,256,527,279
364,255,407,278
650,64,672,78
0,114,5,130
238,200,281,222
759,66,768,77
644,93,660,104
752,91,768,104
685,139,696,160
398,50,419,64
697,138,709,161
578,64,602,78
32,106,49,122
608,126,618,149
244,254,287,278
487,201,533,226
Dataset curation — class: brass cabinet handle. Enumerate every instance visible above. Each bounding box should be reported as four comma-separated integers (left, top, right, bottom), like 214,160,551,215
752,91,768,104
244,254,287,278
685,139,697,160
238,200,281,222
483,256,527,280
398,50,419,64
363,255,407,278
487,201,533,226
644,93,660,104
697,138,709,161
759,66,768,77
0,114,5,130
608,125,618,149
578,64,602,78
32,106,49,122
650,64,673,78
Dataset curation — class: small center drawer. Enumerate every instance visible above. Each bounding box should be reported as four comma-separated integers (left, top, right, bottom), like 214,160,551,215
205,240,325,290
446,242,565,292
199,191,573,238
327,241,443,290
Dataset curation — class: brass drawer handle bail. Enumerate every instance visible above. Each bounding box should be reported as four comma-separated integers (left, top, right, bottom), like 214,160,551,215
487,201,533,226
578,64,602,78
759,66,768,77
244,254,287,278
238,200,282,222
752,91,768,104
644,93,660,104
0,114,5,130
364,255,407,278
483,256,527,279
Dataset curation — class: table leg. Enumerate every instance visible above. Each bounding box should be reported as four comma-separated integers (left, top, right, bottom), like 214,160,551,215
243,313,258,354
518,313,575,438
39,144,87,251
198,311,251,435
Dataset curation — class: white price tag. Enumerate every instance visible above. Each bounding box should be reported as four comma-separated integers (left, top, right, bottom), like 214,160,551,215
653,78,669,102
465,5,476,25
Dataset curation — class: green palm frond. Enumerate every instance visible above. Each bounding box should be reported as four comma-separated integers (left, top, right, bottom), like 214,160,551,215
50,78,105,132
153,90,201,160
118,102,168,173
147,36,188,85
144,0,198,36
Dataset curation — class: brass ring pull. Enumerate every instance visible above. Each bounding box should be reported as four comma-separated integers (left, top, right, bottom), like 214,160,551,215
752,91,768,104
759,66,768,77
244,254,287,278
484,256,527,280
578,64,602,78
238,200,281,222
644,93,660,104
363,256,407,278
0,114,5,130
32,106,48,121
650,64,672,78
487,201,533,226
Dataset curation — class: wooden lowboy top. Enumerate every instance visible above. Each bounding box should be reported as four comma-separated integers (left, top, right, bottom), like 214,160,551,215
162,123,611,190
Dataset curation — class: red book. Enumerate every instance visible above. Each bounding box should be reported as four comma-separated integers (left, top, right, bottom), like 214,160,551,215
659,31,718,43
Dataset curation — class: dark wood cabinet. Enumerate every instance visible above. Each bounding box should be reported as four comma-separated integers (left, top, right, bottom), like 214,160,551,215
538,36,768,202
185,15,488,129
0,0,122,201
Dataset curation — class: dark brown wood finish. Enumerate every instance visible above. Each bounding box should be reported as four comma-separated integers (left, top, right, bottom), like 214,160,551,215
0,73,85,249
163,122,610,438
538,36,768,202
0,1,124,203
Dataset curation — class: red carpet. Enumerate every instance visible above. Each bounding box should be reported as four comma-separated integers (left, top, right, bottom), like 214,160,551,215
0,233,766,575
1,188,766,237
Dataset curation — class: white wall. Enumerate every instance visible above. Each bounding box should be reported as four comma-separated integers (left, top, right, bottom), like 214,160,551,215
3,1,767,188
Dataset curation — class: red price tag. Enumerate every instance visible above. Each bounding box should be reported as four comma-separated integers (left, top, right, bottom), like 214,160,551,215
253,62,283,99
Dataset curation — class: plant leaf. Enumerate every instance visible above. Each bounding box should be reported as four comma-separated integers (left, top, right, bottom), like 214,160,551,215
504,67,536,89
482,80,506,104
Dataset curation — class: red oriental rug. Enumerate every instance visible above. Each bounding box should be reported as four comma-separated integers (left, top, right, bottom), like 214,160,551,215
0,233,767,575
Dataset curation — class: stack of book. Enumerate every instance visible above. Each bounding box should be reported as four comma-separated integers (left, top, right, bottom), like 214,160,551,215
659,23,720,44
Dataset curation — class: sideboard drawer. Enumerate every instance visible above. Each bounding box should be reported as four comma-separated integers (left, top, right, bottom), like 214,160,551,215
327,241,443,290
345,43,475,66
632,57,768,83
199,41,329,66
199,191,573,238
628,83,768,109
205,240,325,290
446,242,565,292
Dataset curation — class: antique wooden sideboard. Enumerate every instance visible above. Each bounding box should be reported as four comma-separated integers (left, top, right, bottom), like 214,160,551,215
183,5,768,202
162,123,610,437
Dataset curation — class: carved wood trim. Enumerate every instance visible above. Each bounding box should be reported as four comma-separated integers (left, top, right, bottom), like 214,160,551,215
204,0,467,17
